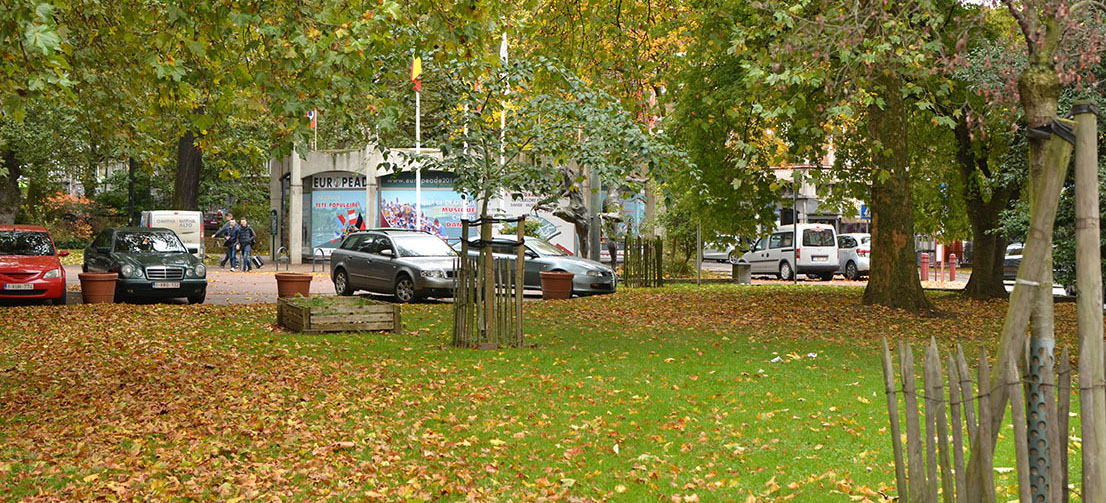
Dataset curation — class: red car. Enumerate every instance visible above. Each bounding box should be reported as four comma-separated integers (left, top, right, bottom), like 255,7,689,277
0,225,68,305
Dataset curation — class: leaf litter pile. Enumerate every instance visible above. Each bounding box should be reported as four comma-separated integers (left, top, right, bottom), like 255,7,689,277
0,286,1082,501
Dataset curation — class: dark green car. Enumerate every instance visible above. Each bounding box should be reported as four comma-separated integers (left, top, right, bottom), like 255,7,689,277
84,227,208,303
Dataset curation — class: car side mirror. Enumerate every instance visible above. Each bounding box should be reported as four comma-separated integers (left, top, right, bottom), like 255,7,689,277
380,248,394,258
526,250,538,258
57,250,70,257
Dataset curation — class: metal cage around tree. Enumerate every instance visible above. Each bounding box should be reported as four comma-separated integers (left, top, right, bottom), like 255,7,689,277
452,216,526,349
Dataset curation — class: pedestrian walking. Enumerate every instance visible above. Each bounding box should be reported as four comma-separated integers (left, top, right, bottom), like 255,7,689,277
237,218,256,272
213,214,239,270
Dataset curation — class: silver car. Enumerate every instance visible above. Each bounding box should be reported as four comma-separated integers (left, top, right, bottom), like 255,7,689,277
330,230,457,302
836,233,870,280
456,236,617,296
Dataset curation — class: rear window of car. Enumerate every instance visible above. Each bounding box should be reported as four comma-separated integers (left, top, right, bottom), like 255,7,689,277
803,229,835,247
0,231,54,256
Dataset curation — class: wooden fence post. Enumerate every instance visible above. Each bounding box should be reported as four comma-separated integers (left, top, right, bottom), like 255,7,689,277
882,338,908,499
1006,360,1032,503
901,341,927,503
947,353,967,503
925,338,952,503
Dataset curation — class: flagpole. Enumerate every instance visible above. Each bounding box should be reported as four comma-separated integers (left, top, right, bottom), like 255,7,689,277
499,32,508,216
415,86,422,232
314,111,318,150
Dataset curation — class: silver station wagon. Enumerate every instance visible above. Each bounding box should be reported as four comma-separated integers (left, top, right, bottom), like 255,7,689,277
330,229,458,302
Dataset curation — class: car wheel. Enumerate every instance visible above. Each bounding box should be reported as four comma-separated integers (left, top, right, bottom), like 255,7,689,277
188,292,206,304
82,263,88,273
819,273,834,281
845,261,859,281
728,252,739,265
394,274,416,303
334,268,353,296
52,294,67,306
779,262,793,281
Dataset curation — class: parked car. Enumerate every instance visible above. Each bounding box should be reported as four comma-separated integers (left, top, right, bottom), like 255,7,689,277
703,237,751,264
0,225,68,305
83,227,207,303
837,233,871,280
455,236,617,296
330,229,458,302
736,224,839,281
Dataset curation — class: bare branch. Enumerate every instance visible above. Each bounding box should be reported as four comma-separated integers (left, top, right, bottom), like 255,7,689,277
1001,0,1038,56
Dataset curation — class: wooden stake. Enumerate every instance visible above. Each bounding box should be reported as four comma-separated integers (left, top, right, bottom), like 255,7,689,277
947,354,967,503
1006,361,1032,503
925,339,952,503
883,338,908,499
902,341,927,503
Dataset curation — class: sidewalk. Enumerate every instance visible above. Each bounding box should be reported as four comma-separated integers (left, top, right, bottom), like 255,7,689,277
64,262,335,305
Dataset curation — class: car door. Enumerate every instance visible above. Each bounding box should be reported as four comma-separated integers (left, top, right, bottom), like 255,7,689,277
365,235,399,290
523,246,545,288
837,235,857,272
339,234,370,289
743,238,767,274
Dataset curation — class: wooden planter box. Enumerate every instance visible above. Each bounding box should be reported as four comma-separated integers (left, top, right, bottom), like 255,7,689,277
277,296,401,333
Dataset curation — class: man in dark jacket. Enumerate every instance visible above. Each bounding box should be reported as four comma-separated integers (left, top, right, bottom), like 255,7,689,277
237,218,256,272
213,214,238,269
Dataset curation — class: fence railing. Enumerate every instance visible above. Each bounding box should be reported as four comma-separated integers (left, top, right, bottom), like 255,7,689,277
451,217,526,349
622,236,663,288
882,337,1072,502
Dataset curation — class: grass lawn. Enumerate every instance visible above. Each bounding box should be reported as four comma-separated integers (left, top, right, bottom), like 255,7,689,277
0,285,1086,501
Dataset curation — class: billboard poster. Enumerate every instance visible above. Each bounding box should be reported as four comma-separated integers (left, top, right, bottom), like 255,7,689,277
495,193,576,253
378,172,475,241
310,190,367,250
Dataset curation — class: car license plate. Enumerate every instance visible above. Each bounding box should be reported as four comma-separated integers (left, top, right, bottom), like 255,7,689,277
3,283,33,290
152,282,180,289
812,256,827,262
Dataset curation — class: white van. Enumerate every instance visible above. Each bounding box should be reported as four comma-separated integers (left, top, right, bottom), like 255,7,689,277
139,210,205,260
737,223,838,281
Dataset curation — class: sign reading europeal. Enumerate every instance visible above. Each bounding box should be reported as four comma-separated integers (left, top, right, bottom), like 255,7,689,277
312,173,368,189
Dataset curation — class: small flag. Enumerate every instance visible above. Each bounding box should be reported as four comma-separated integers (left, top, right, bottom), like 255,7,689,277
411,57,422,92
306,109,317,129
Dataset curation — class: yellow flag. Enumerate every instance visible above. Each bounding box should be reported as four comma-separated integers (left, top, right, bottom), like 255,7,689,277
411,57,422,82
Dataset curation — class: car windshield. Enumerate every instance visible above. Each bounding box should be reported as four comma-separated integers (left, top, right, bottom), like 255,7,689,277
803,229,835,247
527,238,566,256
0,231,54,256
394,234,456,257
114,231,186,253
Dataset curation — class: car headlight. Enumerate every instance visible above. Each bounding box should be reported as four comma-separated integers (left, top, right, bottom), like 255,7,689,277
43,268,62,279
195,264,206,277
120,264,140,278
587,270,604,277
420,270,447,279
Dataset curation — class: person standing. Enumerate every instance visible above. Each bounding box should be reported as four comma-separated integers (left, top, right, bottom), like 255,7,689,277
237,218,256,272
213,215,238,269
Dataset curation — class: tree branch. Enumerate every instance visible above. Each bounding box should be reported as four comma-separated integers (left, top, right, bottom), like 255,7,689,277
1000,0,1037,57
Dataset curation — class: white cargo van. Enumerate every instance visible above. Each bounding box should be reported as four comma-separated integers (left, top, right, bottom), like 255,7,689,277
139,210,205,260
737,223,838,281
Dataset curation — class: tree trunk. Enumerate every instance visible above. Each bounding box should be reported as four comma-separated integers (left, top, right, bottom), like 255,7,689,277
172,132,202,210
0,149,22,225
955,116,1017,299
861,74,932,312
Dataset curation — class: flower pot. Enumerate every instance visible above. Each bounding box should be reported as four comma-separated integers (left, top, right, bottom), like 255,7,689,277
78,272,118,304
539,271,574,300
275,272,312,298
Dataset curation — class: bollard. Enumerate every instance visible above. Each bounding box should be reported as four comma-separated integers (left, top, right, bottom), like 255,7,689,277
920,252,930,280
949,253,957,282
939,254,945,282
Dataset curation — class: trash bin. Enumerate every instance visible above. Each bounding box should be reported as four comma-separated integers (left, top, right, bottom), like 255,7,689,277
733,263,751,285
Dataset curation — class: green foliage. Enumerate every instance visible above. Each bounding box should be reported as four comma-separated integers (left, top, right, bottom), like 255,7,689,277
500,219,542,238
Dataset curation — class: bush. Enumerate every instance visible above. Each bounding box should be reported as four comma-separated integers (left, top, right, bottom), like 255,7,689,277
500,220,542,238
31,193,120,246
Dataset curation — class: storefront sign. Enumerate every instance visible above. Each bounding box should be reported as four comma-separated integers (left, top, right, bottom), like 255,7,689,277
311,173,368,189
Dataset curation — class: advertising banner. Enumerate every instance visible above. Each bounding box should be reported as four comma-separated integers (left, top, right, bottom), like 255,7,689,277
378,172,475,241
